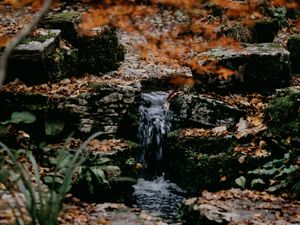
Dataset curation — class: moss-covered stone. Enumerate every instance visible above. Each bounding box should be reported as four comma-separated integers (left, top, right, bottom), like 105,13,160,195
265,90,300,139
40,11,81,42
76,28,125,75
196,43,291,92
165,130,238,194
46,47,79,81
20,32,58,45
287,34,300,73
250,18,279,43
169,93,244,129
6,29,62,84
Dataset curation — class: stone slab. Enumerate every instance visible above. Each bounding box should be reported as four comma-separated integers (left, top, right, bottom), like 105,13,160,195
195,43,291,92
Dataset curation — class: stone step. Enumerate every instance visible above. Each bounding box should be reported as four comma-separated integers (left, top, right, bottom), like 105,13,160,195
11,29,61,59
194,43,291,92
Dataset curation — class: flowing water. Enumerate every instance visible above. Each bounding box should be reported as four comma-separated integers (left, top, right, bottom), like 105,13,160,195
133,91,185,224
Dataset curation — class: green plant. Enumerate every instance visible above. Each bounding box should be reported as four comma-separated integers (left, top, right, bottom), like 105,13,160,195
0,131,104,225
235,152,300,197
74,156,122,195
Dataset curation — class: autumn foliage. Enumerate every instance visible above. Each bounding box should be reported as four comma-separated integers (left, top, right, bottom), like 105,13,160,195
1,0,300,81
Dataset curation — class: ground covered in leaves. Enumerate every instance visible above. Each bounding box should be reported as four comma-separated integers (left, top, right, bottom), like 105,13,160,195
1,0,300,224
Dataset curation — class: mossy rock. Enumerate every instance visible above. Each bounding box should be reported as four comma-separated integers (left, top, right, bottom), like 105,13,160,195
77,28,125,75
250,18,279,43
265,90,300,139
40,11,81,42
196,43,291,92
46,47,79,81
287,34,300,74
165,131,239,194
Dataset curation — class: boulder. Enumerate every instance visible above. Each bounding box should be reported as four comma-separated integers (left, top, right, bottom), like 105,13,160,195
165,128,239,194
225,19,279,43
6,29,62,84
287,34,300,74
180,189,300,225
40,11,81,43
76,27,125,75
194,43,291,92
169,93,244,129
41,12,125,76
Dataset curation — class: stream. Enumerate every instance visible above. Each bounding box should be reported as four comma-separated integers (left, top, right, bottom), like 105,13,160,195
132,91,185,224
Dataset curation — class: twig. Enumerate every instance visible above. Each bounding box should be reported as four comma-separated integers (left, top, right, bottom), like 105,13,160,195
0,0,53,89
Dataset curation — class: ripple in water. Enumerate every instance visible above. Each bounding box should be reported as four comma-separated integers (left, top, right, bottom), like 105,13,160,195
133,176,185,224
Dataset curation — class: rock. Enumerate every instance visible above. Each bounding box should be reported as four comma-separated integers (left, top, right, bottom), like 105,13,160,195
76,27,125,75
46,43,79,81
41,12,125,76
264,89,300,144
180,189,300,225
40,11,81,43
194,43,291,92
287,34,300,74
169,93,244,129
6,29,61,84
225,19,279,43
0,81,141,142
165,128,238,194
250,18,279,43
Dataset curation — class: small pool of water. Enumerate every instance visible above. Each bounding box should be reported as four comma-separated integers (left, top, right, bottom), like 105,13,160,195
132,176,185,224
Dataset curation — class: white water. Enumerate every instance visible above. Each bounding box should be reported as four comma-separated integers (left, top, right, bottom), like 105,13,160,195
137,91,171,174
134,91,184,223
133,176,184,224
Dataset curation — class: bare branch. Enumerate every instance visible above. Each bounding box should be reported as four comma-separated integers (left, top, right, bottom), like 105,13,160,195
0,0,53,89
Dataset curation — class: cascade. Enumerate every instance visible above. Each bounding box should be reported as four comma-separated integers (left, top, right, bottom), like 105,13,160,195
137,91,171,175
133,91,184,224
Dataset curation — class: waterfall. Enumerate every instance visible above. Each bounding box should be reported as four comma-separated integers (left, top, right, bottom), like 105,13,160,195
133,91,184,224
138,91,171,175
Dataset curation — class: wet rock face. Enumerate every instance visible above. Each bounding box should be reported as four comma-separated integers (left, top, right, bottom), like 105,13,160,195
287,34,300,73
169,93,244,129
195,43,291,92
180,189,300,225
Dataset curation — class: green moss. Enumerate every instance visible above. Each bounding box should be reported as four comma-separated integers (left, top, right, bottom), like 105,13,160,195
265,91,300,137
287,35,300,73
165,133,238,194
44,11,80,23
46,47,79,81
89,82,112,90
20,32,57,45
77,28,124,74
40,11,81,42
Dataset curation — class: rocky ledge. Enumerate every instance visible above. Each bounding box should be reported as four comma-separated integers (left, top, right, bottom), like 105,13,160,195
181,189,300,225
